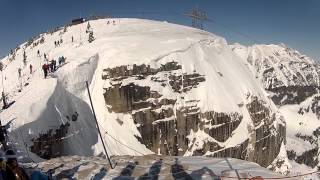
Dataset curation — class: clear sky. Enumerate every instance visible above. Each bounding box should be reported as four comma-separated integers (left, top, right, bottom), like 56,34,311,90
0,0,319,61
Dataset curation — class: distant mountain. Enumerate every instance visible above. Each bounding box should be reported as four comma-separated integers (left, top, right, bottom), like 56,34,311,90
232,43,320,175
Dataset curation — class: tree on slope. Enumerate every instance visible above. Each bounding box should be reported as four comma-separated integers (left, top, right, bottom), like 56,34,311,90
9,49,15,61
63,26,68,33
88,31,95,43
0,62,7,109
86,22,91,33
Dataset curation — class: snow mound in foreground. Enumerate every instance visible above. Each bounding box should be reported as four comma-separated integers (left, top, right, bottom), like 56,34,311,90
32,155,289,180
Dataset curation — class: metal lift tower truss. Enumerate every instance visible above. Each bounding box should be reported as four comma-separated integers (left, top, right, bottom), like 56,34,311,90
185,8,209,30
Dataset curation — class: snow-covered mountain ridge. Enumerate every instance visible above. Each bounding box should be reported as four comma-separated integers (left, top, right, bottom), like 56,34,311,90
231,43,319,90
231,43,320,176
0,18,318,178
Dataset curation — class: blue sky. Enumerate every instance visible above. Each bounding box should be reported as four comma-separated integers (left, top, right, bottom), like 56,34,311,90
0,0,319,61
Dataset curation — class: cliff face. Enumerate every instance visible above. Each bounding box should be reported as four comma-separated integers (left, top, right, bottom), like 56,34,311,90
102,61,285,167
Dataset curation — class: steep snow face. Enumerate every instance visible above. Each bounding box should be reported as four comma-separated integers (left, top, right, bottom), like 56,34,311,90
0,18,284,168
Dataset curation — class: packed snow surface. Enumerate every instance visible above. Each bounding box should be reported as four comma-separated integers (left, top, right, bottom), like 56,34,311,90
30,155,289,179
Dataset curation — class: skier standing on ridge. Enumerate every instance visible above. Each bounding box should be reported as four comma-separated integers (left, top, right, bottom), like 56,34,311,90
58,56,66,66
49,60,54,72
71,36,74,42
52,59,56,72
2,92,7,109
37,50,40,57
42,64,49,78
58,57,62,66
29,64,33,74
17,68,21,78
0,125,7,149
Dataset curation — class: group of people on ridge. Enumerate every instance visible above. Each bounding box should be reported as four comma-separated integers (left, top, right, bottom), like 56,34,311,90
17,50,67,80
42,60,55,79
42,56,66,78
54,39,63,47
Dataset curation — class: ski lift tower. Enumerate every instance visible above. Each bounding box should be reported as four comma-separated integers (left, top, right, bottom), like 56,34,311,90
184,8,209,30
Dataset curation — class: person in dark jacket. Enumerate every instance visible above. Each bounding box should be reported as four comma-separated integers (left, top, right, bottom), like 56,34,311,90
0,127,6,149
49,61,53,73
42,64,49,78
52,60,56,72
0,152,7,180
18,68,22,78
29,64,33,74
5,149,30,180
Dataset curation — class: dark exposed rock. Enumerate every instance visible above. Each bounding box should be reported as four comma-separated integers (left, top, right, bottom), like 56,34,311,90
102,61,181,80
268,86,318,106
246,96,271,126
252,125,285,167
296,148,319,168
104,83,158,113
287,150,296,160
169,73,205,93
30,122,70,159
246,97,286,167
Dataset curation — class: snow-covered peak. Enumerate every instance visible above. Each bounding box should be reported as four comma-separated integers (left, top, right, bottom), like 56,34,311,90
232,43,315,64
232,43,320,89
